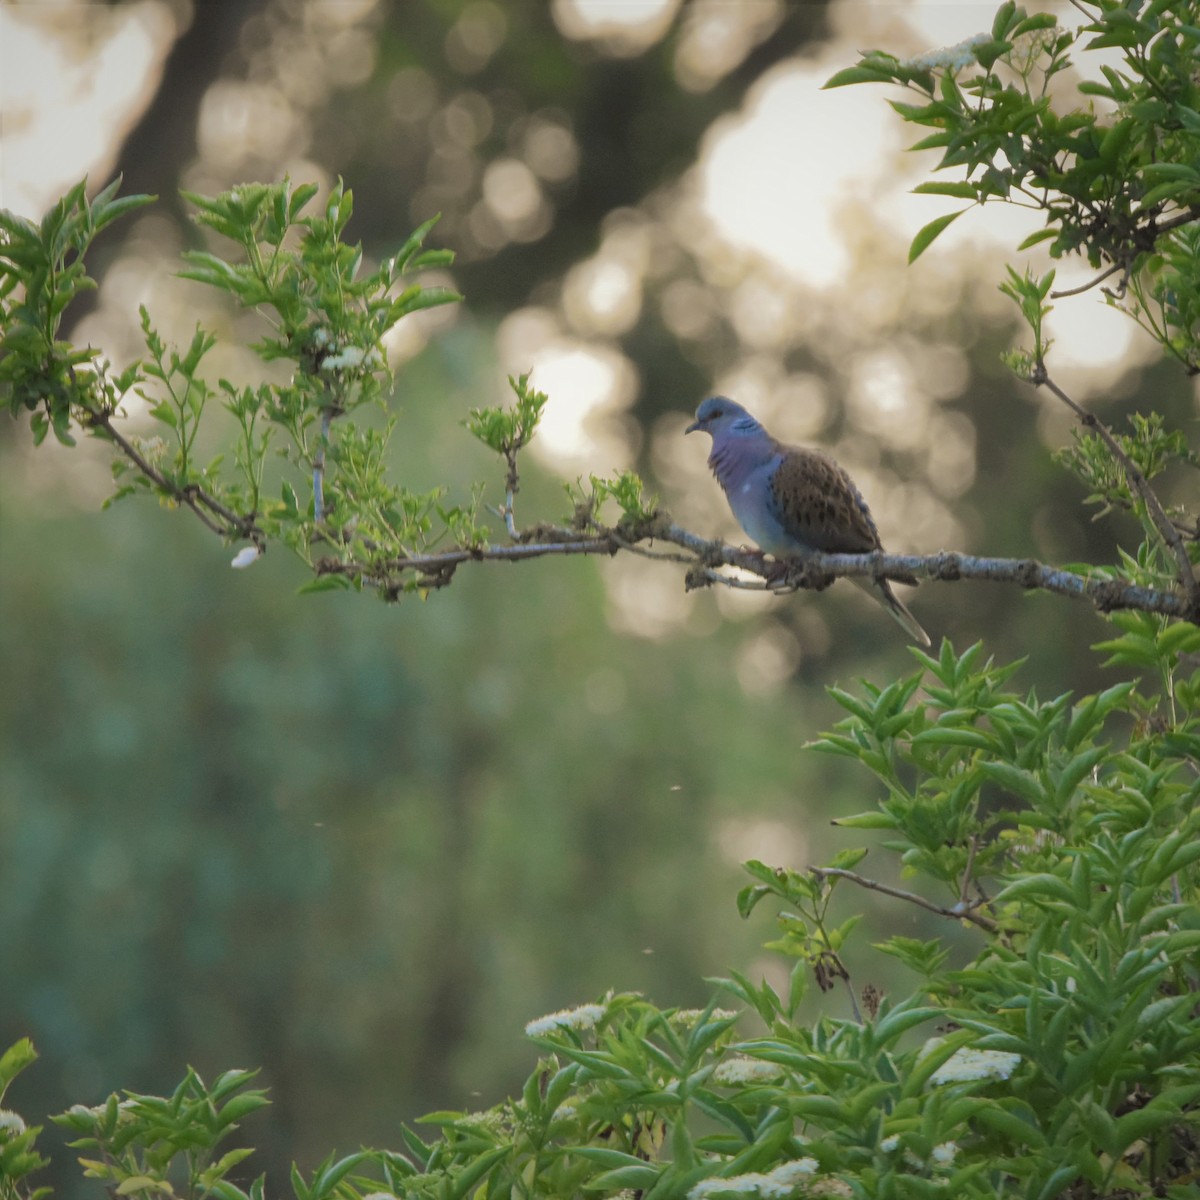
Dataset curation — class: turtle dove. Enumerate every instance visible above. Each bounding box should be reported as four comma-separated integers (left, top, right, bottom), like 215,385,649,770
686,395,930,646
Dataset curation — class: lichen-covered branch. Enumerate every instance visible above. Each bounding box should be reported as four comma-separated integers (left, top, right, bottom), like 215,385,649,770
308,518,1199,623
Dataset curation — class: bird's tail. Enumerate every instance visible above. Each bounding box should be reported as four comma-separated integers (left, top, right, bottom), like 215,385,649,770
858,577,931,647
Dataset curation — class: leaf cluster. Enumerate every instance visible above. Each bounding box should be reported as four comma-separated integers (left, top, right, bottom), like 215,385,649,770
0,177,152,445
829,1,1200,298
4,635,1198,1199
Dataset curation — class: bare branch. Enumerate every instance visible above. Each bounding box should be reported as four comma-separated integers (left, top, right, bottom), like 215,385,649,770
810,865,999,934
1049,262,1123,299
312,520,1198,622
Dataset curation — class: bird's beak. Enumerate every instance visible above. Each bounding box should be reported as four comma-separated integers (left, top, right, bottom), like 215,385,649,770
684,419,701,434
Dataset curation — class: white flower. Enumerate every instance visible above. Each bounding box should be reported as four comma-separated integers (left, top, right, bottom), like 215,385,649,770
688,1172,768,1199
930,1046,1021,1086
759,1159,819,1197
902,32,988,72
311,326,333,348
687,1160,819,1200
931,1142,957,1167
0,1110,26,1136
712,1056,783,1085
231,545,261,569
320,345,384,372
880,1135,900,1153
524,1002,606,1037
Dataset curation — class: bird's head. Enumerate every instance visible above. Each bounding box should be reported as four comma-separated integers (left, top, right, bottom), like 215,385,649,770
685,395,760,440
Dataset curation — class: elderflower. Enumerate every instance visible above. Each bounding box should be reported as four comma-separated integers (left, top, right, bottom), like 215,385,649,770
320,345,384,372
930,1046,1021,1085
903,32,988,72
0,1110,26,1136
688,1160,819,1200
712,1056,783,1085
524,1002,606,1037
931,1142,958,1168
760,1159,820,1197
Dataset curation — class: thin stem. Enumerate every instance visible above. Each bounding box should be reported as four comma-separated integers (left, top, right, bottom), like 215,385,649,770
502,449,520,539
313,408,332,523
92,412,247,540
810,866,999,934
1049,262,1123,298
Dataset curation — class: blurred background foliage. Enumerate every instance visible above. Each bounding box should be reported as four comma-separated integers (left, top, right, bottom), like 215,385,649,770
1,0,1197,1194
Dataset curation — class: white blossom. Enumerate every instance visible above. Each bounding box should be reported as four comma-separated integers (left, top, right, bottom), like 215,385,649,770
0,1110,26,1136
712,1056,783,1085
524,1002,606,1037
231,545,261,569
880,1135,900,1153
687,1160,819,1200
931,1142,957,1167
759,1159,820,1197
902,32,988,72
320,345,384,372
930,1046,1021,1086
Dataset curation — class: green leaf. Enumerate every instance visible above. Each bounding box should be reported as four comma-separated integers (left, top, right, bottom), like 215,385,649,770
0,1040,38,1095
831,811,897,829
908,210,965,262
1016,228,1058,251
824,65,897,89
912,181,979,200
296,575,354,594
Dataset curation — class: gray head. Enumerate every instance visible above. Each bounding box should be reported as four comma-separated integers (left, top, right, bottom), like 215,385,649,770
684,395,763,440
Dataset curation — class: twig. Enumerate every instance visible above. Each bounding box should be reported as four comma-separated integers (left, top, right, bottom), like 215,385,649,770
959,836,979,909
91,410,258,541
1049,262,1123,298
810,865,999,934
502,449,519,539
313,408,331,524
1031,367,1199,606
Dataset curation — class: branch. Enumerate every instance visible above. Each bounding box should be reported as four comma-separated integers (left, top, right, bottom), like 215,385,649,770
1030,367,1199,606
313,520,1198,622
90,409,261,543
809,865,999,934
313,408,331,524
1049,262,1123,299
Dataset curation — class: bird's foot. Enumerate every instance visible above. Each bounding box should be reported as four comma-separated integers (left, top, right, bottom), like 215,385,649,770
768,557,835,593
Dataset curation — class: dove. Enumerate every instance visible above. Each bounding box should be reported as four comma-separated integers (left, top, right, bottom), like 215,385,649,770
686,395,930,646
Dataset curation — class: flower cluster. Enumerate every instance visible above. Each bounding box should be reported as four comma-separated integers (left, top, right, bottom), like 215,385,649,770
927,1043,1022,1085
523,1002,606,1037
902,32,988,72
711,1056,784,1085
688,1158,820,1199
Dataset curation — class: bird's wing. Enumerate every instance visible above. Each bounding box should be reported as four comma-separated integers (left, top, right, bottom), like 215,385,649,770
767,446,882,554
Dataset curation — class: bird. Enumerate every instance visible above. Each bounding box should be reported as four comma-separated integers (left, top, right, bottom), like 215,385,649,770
686,395,931,646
